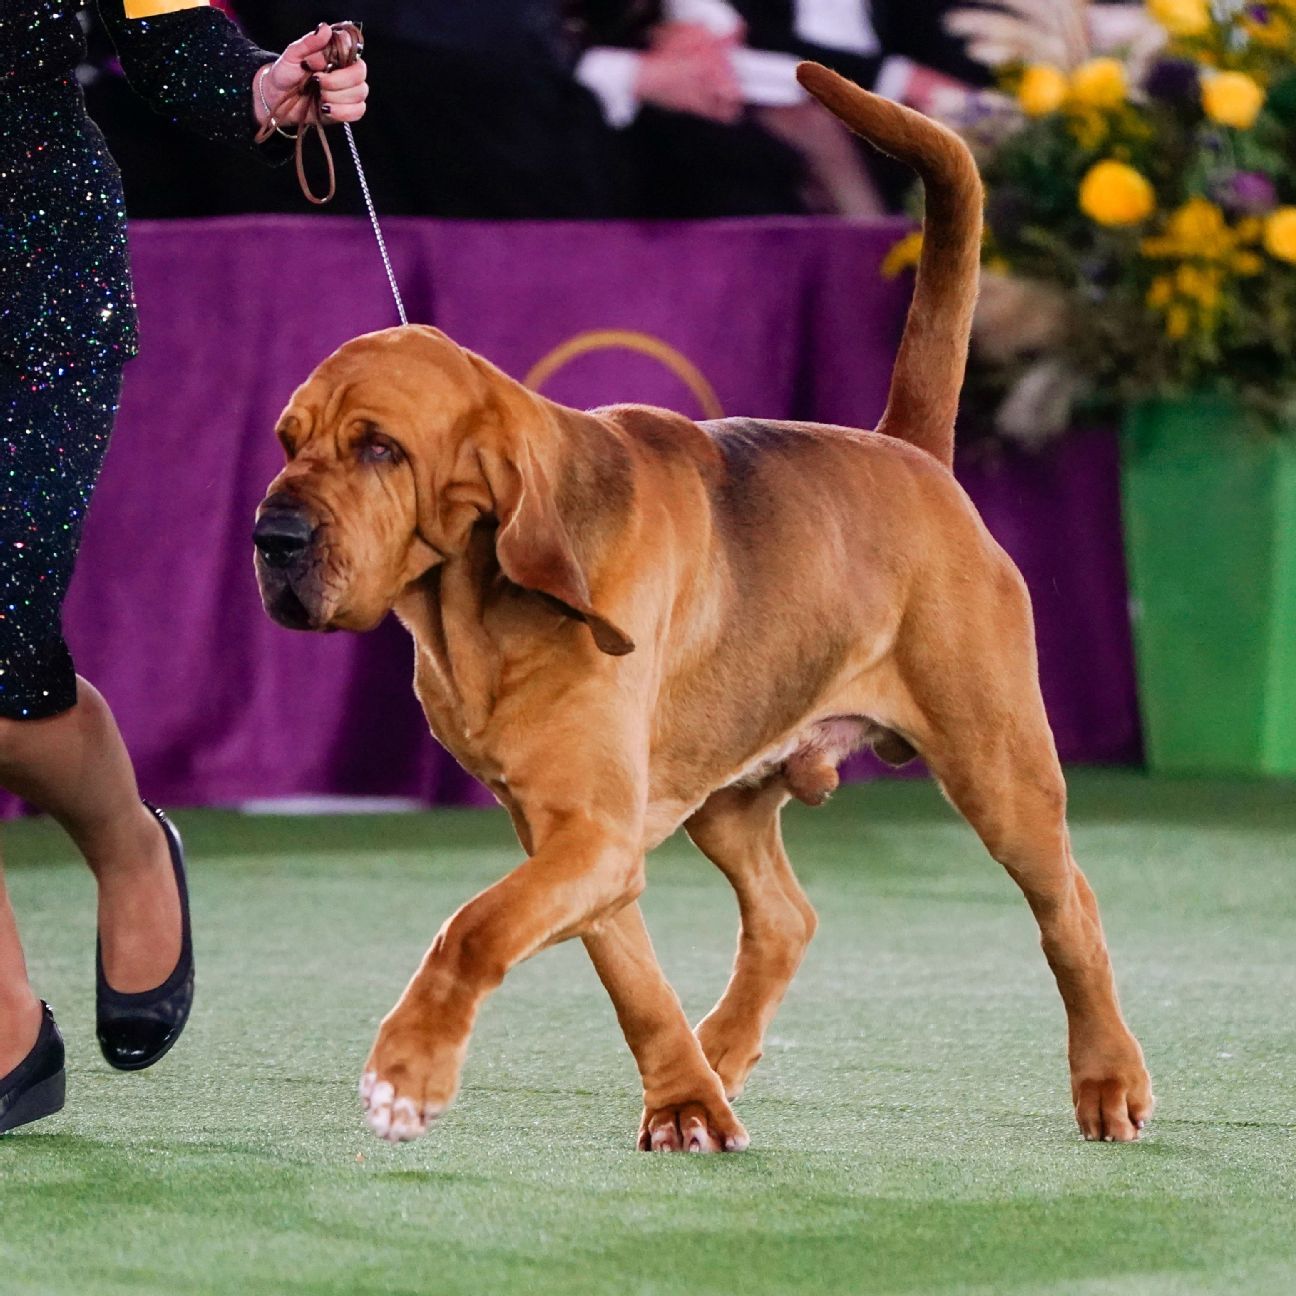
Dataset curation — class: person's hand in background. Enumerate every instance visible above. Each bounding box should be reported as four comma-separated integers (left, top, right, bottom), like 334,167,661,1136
635,22,743,123
253,22,370,129
894,63,974,118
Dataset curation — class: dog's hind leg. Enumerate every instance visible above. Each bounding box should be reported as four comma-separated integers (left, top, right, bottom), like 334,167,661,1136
685,781,818,1100
897,562,1153,1142
929,733,1153,1141
583,901,749,1152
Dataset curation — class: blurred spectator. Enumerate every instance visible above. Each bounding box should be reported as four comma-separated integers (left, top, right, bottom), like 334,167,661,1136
735,0,993,208
86,0,985,220
572,1,988,215
737,0,991,107
572,0,810,215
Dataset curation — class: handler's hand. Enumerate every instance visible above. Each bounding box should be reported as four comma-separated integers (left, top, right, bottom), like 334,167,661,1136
253,22,369,128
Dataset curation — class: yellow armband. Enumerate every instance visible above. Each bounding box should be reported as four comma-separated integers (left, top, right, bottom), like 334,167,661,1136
123,0,210,16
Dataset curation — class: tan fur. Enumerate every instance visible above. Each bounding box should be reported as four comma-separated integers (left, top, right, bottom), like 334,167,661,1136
256,65,1151,1149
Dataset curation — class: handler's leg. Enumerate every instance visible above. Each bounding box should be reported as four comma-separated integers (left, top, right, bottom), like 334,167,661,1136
0,850,44,1075
1,362,179,996
0,683,180,994
583,901,747,1151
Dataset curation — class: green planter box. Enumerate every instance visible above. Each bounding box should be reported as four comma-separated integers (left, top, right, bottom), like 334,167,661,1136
1121,398,1296,776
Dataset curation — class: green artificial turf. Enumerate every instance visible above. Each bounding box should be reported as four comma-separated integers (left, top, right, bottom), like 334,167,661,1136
1,771,1294,1296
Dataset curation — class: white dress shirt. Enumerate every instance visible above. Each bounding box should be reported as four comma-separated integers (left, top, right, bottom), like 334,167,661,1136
577,0,915,127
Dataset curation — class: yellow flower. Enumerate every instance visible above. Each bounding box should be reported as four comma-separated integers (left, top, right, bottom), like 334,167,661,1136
1263,208,1296,262
1018,64,1068,116
1169,198,1227,248
882,231,924,277
1147,0,1211,36
1143,198,1232,258
1147,276,1175,308
1070,58,1127,109
1232,249,1264,274
1175,263,1222,307
1079,161,1156,226
1202,72,1266,129
1166,303,1193,338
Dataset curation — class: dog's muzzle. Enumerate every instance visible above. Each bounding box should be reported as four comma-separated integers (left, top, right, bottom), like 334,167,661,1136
253,506,315,569
253,496,328,631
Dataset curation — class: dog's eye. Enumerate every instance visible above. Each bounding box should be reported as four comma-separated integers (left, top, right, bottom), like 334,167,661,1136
358,436,402,465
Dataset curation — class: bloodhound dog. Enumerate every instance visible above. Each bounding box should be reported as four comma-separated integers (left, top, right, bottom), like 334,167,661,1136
254,64,1152,1151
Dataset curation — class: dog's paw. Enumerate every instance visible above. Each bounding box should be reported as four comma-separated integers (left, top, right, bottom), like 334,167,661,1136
637,1097,749,1153
359,1018,463,1144
360,1070,445,1143
694,1015,762,1101
1071,1049,1155,1143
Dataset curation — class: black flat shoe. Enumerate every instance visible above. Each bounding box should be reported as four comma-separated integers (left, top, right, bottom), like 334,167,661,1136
0,1002,65,1134
96,802,194,1072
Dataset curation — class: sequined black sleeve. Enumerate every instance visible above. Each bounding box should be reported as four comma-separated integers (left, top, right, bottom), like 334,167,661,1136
94,1,276,149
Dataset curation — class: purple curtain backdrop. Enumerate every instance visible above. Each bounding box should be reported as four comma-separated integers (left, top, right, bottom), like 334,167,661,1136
2,216,1138,815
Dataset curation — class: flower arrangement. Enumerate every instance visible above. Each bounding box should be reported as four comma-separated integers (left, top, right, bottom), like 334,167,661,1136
906,0,1296,441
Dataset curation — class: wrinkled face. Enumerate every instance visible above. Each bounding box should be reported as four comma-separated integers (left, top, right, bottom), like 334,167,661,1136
253,328,487,632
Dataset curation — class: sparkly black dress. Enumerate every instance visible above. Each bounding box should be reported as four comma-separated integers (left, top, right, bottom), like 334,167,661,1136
0,1,275,719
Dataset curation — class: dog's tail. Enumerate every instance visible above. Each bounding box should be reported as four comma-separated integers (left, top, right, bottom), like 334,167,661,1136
796,62,982,470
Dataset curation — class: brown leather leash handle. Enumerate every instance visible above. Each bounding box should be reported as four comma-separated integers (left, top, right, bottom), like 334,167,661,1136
254,21,363,206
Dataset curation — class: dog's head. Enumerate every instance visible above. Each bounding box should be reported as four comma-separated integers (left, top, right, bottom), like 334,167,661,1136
253,325,635,653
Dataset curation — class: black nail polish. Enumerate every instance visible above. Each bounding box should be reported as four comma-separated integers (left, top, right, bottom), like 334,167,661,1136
321,103,332,115
311,74,320,86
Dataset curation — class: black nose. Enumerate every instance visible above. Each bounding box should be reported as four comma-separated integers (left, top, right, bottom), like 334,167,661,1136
253,509,314,568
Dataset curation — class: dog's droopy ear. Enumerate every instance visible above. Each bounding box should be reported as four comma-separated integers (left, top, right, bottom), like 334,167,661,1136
484,447,635,657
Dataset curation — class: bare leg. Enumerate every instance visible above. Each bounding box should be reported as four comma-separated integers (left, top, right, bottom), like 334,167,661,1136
0,677,179,993
686,781,818,1099
583,901,747,1151
0,845,44,1074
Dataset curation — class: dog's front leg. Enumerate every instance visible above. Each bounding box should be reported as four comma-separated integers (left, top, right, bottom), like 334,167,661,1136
583,902,749,1152
361,806,642,1143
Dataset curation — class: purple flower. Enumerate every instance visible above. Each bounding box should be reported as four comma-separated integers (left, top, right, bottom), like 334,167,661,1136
1080,254,1120,288
1248,4,1271,23
1213,170,1278,214
1143,58,1201,105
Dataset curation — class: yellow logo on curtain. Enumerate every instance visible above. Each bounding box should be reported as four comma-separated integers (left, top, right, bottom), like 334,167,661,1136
525,330,724,419
124,0,210,16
